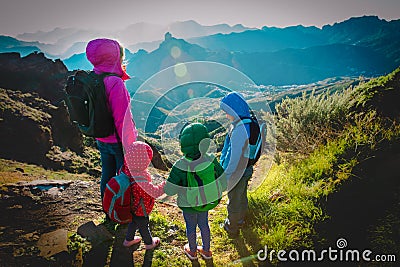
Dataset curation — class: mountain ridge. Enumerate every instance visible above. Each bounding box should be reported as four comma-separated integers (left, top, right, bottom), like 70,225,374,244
11,20,252,58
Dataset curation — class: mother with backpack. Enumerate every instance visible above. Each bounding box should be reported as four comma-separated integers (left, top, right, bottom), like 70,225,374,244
85,38,138,200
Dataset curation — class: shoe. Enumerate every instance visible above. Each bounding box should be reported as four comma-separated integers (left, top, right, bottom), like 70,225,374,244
238,219,245,228
184,244,198,260
197,246,212,260
123,236,142,247
222,222,239,238
145,237,160,250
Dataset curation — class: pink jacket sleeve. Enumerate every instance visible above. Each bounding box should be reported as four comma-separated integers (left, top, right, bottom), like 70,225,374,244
140,181,166,199
104,76,138,146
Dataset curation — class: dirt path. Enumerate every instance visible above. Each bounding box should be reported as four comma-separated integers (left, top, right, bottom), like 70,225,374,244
0,159,264,267
0,179,105,266
0,173,185,267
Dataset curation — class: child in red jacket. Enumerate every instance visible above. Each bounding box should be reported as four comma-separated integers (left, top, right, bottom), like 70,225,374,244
121,141,165,249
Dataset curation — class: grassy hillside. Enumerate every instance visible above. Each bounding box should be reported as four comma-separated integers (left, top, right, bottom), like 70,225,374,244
144,67,400,266
1,68,398,266
214,67,400,266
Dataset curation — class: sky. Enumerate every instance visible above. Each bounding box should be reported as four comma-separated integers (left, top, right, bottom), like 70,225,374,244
1,0,400,36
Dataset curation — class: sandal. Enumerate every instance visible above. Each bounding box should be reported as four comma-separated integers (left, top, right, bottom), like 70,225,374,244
145,237,161,250
123,236,142,247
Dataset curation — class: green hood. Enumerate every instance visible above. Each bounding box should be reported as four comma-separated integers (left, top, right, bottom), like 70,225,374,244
179,123,210,160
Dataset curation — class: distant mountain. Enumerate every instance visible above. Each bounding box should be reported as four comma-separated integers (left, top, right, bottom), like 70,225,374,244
189,25,325,52
125,33,396,86
17,28,106,58
126,21,250,53
62,53,91,71
322,16,400,65
12,21,252,58
58,41,88,59
125,33,216,81
189,16,400,60
0,36,41,56
63,29,397,87
17,27,79,44
6,16,399,86
235,43,394,85
165,20,249,39
127,40,162,54
7,16,399,62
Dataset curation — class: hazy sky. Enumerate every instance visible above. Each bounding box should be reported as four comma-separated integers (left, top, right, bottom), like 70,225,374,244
1,0,400,36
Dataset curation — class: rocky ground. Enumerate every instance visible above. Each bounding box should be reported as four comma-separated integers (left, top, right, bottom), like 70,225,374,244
0,178,102,266
0,163,180,267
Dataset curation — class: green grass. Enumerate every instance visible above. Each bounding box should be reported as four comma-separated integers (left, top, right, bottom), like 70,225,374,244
136,102,400,266
146,209,192,266
2,69,399,266
206,107,400,266
0,158,93,185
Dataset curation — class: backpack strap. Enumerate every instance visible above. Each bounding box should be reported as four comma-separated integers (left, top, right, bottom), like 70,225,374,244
192,171,208,206
110,171,137,218
254,122,266,156
232,114,264,166
97,72,122,142
231,116,252,134
139,198,148,218
185,156,217,209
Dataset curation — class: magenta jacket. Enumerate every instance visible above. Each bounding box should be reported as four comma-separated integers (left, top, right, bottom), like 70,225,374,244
86,38,137,145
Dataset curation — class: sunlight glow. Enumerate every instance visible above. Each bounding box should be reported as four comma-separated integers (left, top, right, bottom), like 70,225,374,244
174,63,187,77
170,46,181,59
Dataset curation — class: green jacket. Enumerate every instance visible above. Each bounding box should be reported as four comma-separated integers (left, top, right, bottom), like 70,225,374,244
164,123,226,212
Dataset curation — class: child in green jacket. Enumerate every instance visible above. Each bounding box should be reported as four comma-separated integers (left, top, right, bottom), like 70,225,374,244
164,123,226,260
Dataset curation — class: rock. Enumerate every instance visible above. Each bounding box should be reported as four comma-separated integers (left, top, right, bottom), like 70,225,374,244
37,229,68,258
7,204,22,209
0,88,53,165
21,187,33,197
22,232,40,242
15,180,73,187
77,221,113,246
0,52,68,103
110,225,134,267
45,187,61,197
137,136,169,171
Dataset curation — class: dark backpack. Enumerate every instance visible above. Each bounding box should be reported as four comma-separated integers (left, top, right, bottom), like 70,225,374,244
185,155,224,212
234,112,266,166
64,70,117,137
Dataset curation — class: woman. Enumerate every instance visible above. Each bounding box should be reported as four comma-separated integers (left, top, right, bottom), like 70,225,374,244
86,38,138,199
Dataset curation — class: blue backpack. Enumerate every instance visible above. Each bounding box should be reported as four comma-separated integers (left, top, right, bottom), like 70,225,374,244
234,113,266,166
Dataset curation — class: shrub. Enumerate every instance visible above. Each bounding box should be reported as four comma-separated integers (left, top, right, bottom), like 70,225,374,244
274,89,355,156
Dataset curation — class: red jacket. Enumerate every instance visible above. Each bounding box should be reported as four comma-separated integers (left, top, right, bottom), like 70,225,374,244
122,141,165,216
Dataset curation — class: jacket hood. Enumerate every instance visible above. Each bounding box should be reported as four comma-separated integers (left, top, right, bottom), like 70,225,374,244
220,91,250,119
86,38,130,80
179,123,210,159
124,141,153,172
